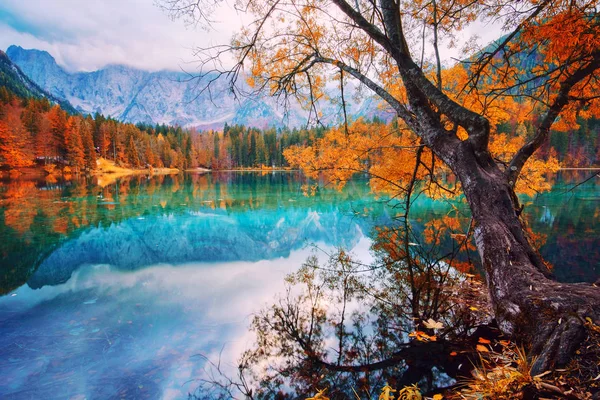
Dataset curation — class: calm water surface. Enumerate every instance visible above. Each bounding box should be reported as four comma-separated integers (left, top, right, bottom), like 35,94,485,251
0,171,598,399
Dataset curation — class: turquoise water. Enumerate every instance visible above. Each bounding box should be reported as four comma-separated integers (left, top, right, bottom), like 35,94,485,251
0,171,598,399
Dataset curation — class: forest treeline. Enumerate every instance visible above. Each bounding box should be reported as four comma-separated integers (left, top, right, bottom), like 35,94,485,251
0,86,598,172
0,87,327,171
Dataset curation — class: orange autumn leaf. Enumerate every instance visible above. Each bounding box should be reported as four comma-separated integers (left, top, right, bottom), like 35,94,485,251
476,344,489,353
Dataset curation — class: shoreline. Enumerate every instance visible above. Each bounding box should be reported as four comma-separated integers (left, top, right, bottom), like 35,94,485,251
185,167,297,173
185,167,211,173
93,167,181,176
211,168,296,172
93,170,180,187
4,163,597,183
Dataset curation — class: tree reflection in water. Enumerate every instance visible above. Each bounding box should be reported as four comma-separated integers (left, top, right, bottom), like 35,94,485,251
190,216,493,399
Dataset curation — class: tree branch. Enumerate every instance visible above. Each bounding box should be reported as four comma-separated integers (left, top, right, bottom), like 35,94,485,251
507,51,600,186
313,55,416,125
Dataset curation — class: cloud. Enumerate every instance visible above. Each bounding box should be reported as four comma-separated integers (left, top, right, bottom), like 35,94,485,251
0,0,243,72
0,0,503,73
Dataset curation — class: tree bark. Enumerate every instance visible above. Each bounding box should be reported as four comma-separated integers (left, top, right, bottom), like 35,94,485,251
449,141,600,374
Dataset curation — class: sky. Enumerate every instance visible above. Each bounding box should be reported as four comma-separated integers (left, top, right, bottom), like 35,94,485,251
0,0,502,73
0,0,244,72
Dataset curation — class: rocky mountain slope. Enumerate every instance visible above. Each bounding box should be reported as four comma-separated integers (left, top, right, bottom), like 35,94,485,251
7,45,392,129
0,49,77,113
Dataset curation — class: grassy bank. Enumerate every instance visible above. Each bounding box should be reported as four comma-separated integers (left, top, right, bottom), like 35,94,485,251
94,158,179,187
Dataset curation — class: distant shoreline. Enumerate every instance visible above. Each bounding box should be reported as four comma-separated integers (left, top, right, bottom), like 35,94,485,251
186,168,297,173
185,167,211,173
215,168,296,172
3,163,597,183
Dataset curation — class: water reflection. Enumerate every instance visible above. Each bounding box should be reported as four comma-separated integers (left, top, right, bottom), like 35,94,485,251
0,249,334,399
0,172,387,399
524,171,600,282
216,225,488,399
0,171,598,399
0,172,391,294
2,171,597,293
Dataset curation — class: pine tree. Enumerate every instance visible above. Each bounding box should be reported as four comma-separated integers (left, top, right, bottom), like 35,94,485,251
144,143,155,167
21,100,41,136
81,118,97,171
34,112,53,161
64,117,85,172
0,105,34,168
47,105,67,160
0,87,12,104
126,135,140,167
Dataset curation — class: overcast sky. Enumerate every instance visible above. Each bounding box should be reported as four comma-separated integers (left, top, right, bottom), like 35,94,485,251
0,0,244,72
0,0,502,73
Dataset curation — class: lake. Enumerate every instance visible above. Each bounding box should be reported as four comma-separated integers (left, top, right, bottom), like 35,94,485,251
0,171,598,399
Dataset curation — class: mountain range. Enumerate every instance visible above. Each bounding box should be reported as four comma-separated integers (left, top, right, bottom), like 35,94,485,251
6,45,392,129
0,49,77,113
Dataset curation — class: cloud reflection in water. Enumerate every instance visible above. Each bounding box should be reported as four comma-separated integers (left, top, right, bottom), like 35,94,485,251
0,237,373,400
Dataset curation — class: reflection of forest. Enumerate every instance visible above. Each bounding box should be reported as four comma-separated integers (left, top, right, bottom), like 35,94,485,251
0,171,598,295
0,172,389,294
523,171,600,282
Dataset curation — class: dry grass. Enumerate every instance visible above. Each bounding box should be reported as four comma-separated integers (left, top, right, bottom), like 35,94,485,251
94,158,179,186
456,332,600,400
458,341,534,399
95,157,136,175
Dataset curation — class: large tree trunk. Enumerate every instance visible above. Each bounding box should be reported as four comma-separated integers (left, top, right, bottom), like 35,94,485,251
449,142,600,374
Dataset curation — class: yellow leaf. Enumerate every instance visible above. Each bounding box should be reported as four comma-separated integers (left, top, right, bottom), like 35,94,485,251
307,388,329,400
379,384,396,400
398,384,422,400
433,395,443,400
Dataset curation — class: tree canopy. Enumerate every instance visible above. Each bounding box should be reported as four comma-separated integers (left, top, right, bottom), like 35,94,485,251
161,0,600,394
161,0,599,194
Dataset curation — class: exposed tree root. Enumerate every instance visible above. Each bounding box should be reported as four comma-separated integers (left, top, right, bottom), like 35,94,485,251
517,282,600,375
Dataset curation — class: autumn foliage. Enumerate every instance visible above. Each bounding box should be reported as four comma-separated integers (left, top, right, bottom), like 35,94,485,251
0,87,341,172
0,84,596,176
284,116,563,198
